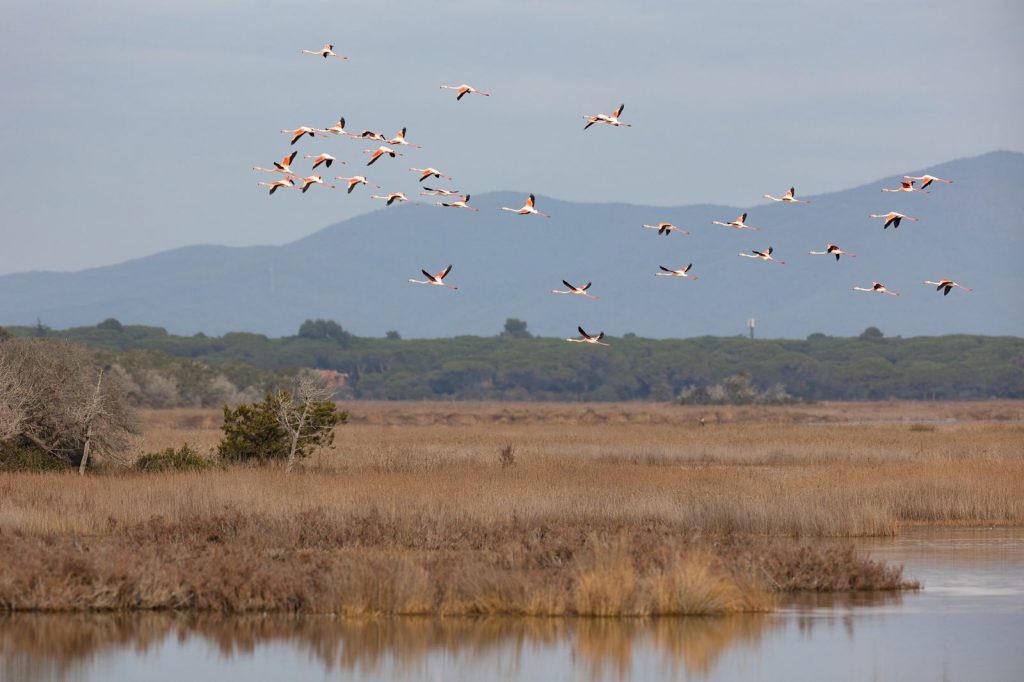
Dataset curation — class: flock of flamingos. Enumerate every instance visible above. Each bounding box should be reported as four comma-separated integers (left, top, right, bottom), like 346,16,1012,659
253,43,970,347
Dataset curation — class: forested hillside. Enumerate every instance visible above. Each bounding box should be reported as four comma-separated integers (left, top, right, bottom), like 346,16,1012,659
9,321,1023,402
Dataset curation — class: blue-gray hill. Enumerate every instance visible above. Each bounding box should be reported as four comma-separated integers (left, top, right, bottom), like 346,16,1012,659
1,150,1021,338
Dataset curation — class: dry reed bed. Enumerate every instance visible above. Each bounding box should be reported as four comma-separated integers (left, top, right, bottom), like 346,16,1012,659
0,510,909,615
3,402,1020,615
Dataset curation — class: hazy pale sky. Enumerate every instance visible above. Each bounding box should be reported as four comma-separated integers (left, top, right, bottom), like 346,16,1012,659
2,0,1021,275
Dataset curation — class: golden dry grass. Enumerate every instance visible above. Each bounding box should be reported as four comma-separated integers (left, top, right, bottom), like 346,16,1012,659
1,401,1019,614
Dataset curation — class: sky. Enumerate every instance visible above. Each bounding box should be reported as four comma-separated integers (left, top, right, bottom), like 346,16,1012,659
1,0,1022,276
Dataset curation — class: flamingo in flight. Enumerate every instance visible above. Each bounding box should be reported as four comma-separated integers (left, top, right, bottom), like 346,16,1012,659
297,174,335,193
334,175,378,194
438,194,477,211
923,278,972,296
566,326,610,347
853,281,900,296
371,191,409,206
712,213,760,231
552,280,598,299
882,179,928,194
904,174,953,190
763,187,809,203
501,194,550,217
364,146,402,166
809,244,856,261
301,44,347,60
642,222,689,236
304,153,340,170
253,151,298,177
583,104,630,130
869,212,918,229
440,84,490,100
257,177,297,195
739,247,785,265
387,128,421,148
409,264,458,289
354,130,388,143
281,126,326,145
411,167,452,182
319,117,352,137
656,264,698,280
420,187,464,198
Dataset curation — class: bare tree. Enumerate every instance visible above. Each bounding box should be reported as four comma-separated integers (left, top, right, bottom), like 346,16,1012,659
0,353,30,442
0,338,134,469
274,371,337,473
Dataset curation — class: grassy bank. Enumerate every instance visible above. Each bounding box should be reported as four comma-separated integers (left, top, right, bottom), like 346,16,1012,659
2,402,1021,615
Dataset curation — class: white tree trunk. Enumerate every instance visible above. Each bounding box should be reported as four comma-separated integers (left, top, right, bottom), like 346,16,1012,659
78,369,103,475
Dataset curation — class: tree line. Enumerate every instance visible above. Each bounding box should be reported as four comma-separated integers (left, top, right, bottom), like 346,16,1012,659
5,319,1023,402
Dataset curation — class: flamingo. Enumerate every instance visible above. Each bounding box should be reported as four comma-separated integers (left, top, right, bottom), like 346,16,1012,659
252,151,298,177
257,177,297,195
739,247,785,265
318,116,351,137
301,44,347,60
655,264,698,280
551,280,598,299
304,153,340,170
642,222,689,236
409,264,457,289
334,175,378,194
904,174,953,190
809,244,856,261
882,179,928,194
411,167,452,182
869,212,918,229
763,187,809,203
566,326,610,347
712,213,760,231
420,187,464,198
583,104,630,130
440,84,490,100
501,194,550,217
387,127,421,148
438,194,477,211
281,126,326,145
354,130,388,142
364,145,402,166
297,174,335,193
923,279,972,296
853,281,899,296
371,191,409,206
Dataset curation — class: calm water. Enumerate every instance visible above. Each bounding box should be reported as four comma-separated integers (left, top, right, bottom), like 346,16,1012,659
2,528,1022,682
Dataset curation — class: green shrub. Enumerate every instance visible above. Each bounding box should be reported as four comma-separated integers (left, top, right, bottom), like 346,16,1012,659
216,393,345,465
0,442,68,472
135,445,210,472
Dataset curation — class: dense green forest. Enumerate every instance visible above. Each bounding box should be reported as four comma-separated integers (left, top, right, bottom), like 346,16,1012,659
6,319,1024,402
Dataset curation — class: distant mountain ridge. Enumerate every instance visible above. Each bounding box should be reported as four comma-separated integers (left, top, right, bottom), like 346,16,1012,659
1,150,1021,338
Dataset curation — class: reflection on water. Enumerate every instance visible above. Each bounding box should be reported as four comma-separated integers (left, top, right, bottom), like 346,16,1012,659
0,612,776,682
2,528,1023,682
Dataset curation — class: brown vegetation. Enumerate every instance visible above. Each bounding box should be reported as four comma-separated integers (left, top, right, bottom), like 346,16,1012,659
2,401,1020,615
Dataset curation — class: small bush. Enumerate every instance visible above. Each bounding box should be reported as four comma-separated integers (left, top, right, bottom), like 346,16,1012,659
135,445,211,472
0,442,69,472
499,443,516,469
